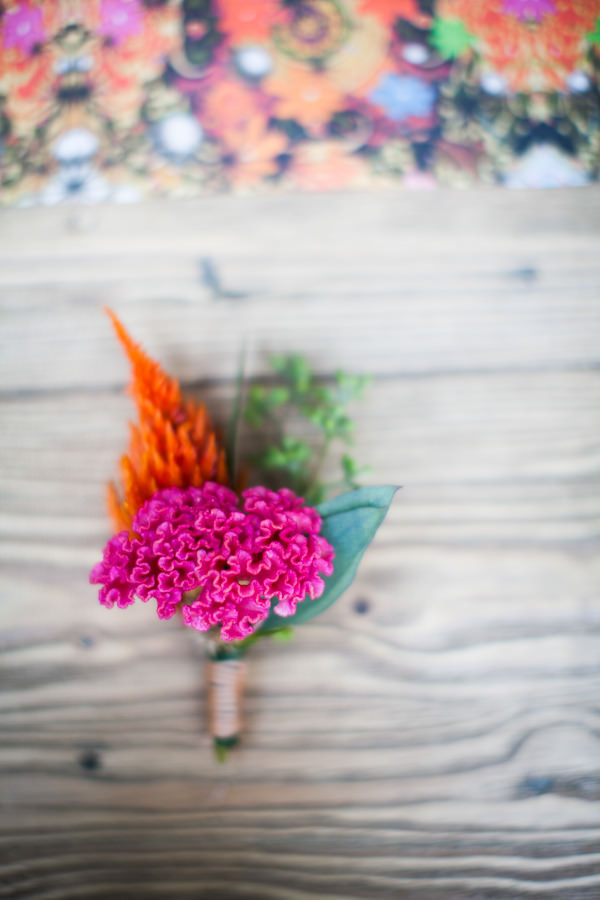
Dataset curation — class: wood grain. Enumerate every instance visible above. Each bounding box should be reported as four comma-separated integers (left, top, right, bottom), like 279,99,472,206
1,189,600,899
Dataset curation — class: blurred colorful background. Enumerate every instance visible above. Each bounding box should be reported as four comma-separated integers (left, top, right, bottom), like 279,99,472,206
1,0,599,204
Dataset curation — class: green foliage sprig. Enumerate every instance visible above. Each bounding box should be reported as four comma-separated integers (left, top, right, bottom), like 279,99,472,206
243,354,371,504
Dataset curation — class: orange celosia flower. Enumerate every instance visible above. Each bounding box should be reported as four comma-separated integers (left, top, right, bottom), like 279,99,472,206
105,309,227,531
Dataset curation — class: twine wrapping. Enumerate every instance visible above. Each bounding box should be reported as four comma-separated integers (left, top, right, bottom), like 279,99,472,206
208,657,247,743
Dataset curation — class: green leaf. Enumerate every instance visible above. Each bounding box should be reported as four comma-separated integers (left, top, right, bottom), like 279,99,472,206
431,17,474,59
268,386,291,408
243,385,268,426
258,485,398,630
335,371,370,402
272,354,312,394
260,444,288,468
259,437,311,474
243,384,291,426
341,453,358,481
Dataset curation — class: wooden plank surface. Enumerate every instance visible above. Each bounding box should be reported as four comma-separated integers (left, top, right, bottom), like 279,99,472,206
1,189,600,899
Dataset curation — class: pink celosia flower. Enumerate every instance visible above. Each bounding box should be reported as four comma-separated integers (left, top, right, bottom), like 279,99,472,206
90,482,334,641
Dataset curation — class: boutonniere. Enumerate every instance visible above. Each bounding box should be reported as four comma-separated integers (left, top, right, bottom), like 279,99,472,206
90,311,396,759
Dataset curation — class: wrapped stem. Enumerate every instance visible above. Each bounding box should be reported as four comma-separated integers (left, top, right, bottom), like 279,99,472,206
207,642,247,760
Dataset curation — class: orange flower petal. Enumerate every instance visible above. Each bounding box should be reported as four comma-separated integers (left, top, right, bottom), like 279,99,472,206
105,309,227,530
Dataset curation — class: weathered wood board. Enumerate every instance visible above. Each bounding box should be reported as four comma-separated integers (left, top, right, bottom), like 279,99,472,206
1,189,599,899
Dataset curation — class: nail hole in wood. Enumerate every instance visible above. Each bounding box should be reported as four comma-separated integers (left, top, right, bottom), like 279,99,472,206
353,597,370,615
78,749,102,772
509,266,538,282
520,775,553,796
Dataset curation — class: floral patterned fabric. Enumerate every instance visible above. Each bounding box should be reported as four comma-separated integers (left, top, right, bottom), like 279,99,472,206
0,0,598,204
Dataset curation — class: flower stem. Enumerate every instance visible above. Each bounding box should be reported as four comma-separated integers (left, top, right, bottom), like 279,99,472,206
207,642,246,758
225,343,246,484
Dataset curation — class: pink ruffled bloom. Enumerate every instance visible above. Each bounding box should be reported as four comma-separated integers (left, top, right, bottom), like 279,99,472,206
90,483,334,641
